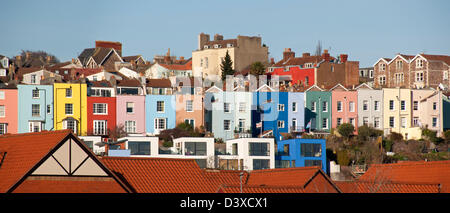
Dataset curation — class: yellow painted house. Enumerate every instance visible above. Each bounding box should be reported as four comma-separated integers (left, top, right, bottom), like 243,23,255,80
382,88,421,140
53,83,88,136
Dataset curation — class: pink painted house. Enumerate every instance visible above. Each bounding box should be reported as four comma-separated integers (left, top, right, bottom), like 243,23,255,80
116,95,146,135
0,86,18,134
330,84,358,134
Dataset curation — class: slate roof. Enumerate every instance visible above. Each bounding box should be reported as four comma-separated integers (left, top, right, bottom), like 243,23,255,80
146,78,172,88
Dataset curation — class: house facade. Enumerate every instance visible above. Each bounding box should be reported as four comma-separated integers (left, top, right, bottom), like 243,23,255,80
116,95,146,135
357,84,384,130
0,87,18,134
275,138,327,173
217,138,275,170
411,89,443,136
17,84,54,133
53,83,88,136
330,84,358,133
86,81,116,136
305,86,332,133
145,94,176,135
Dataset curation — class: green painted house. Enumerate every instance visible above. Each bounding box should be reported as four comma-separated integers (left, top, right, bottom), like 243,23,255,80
305,85,332,133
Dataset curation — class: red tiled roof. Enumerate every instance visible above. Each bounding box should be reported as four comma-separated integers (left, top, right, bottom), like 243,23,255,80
146,78,172,88
116,78,142,87
158,60,192,71
246,167,321,186
359,160,450,193
0,130,129,193
272,55,334,67
217,184,305,193
335,181,440,193
101,157,219,193
0,130,72,193
421,54,450,65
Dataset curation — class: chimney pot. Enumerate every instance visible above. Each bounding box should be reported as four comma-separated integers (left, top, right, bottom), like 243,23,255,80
340,54,348,63
283,48,295,60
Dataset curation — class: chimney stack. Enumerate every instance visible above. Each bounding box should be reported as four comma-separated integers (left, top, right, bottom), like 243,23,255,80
46,55,52,63
270,58,275,64
198,33,210,50
283,48,295,60
322,49,330,61
25,52,31,61
340,54,348,63
302,53,310,57
214,34,224,41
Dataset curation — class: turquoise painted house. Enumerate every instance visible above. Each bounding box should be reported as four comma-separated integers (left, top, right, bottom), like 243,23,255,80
305,85,332,133
17,84,54,133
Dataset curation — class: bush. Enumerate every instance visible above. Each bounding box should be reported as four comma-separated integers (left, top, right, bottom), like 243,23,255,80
337,150,350,166
337,123,354,139
389,132,403,142
358,125,383,142
383,139,394,152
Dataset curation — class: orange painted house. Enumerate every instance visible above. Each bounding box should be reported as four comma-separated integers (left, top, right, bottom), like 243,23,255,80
0,86,18,134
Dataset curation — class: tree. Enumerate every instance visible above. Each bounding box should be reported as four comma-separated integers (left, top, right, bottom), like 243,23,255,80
358,125,383,142
250,61,266,76
220,50,235,81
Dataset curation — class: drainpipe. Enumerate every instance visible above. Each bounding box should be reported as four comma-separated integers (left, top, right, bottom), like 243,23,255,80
35,87,47,130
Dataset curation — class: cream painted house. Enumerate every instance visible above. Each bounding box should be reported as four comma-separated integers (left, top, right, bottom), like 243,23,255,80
411,89,443,136
192,33,268,81
382,88,421,139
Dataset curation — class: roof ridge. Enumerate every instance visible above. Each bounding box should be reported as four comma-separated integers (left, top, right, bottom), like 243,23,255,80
345,180,442,186
101,156,196,162
250,166,320,173
221,184,306,189
0,129,71,139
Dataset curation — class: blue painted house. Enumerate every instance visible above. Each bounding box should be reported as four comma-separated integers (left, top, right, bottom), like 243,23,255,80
17,84,54,133
275,138,327,173
145,94,176,135
252,85,305,141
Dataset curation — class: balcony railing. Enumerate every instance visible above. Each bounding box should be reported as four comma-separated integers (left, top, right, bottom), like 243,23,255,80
291,126,304,132
158,147,182,155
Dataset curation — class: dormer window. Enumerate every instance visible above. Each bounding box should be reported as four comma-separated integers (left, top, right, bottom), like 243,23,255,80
214,44,221,48
204,45,210,49
227,43,234,48
416,59,424,68
305,63,313,68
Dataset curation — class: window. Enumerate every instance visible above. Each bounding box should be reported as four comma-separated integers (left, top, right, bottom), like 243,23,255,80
374,101,380,111
374,117,380,128
389,100,395,110
413,117,419,127
396,60,403,69
93,103,107,114
185,119,195,128
401,100,406,111
126,102,134,113
0,105,4,117
363,117,369,126
239,102,246,112
337,101,342,112
276,160,291,168
125,121,136,133
0,123,7,134
389,117,395,128
0,91,4,99
379,76,386,85
93,76,97,81
32,89,40,98
129,142,150,156
227,43,234,48
32,104,40,117
249,143,269,156
65,103,73,115
305,63,313,68
278,104,285,111
238,119,245,132
369,70,374,78
291,119,297,131
432,117,438,127
195,159,207,169
93,120,107,135
117,87,139,95
204,57,208,68
29,121,41,132
413,101,419,110
322,118,328,129
253,159,270,170
337,118,342,126
301,143,322,157
224,120,231,131
444,71,448,80
31,74,36,84
66,88,72,97
311,101,316,112
305,160,322,167
185,142,207,156
379,63,386,71
64,119,76,133
416,59,424,68
47,105,51,114
322,101,328,112
91,88,111,97
82,140,94,151
362,100,368,111
401,117,407,128
277,120,285,129
292,102,297,112
395,73,404,84
156,101,165,113
186,100,193,112
224,103,230,113
349,118,355,126
155,118,166,130
349,101,355,112
416,72,424,82
433,102,437,110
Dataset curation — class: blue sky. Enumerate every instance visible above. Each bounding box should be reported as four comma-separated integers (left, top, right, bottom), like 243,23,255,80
1,0,449,67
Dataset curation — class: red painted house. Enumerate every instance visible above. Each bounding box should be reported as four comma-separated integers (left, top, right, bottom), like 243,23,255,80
86,80,116,136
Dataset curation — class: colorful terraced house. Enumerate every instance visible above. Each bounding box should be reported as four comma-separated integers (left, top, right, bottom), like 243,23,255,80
53,82,88,135
17,84,54,133
0,85,18,134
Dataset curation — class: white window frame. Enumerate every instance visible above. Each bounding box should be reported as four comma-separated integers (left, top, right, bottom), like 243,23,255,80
0,105,4,117
65,103,73,115
374,117,380,128
389,100,395,111
32,89,40,99
432,117,438,127
379,76,386,85
416,59,424,68
239,102,246,113
389,117,395,128
0,123,7,134
349,101,355,112
32,104,40,117
401,100,406,111
224,103,231,113
416,72,424,82
311,101,316,112
93,120,107,135
224,120,231,131
337,101,342,112
292,102,297,112
374,101,380,111
401,117,407,128
126,102,134,114
322,118,328,129
93,103,108,115
157,101,165,113
337,117,342,126
63,119,77,134
0,91,4,100
278,104,285,112
29,121,42,133
154,118,166,130
363,100,368,111
277,120,285,129
322,101,328,112
66,88,72,98
379,63,386,71
186,100,193,112
125,120,136,133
